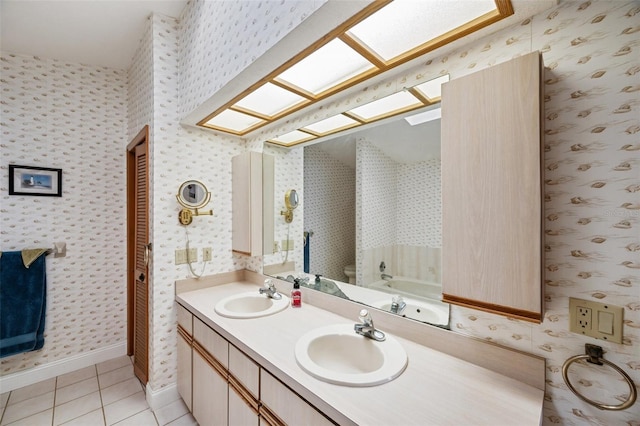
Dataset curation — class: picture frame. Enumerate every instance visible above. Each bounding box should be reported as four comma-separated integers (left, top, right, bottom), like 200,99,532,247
8,165,62,197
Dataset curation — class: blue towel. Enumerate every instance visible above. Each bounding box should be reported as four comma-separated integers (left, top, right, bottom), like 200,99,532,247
304,232,310,273
0,251,47,358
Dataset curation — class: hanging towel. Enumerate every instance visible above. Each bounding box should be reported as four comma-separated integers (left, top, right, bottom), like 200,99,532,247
22,248,48,268
0,250,47,358
303,232,310,273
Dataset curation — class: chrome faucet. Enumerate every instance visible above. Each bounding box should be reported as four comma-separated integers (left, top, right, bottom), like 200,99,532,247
259,279,282,300
354,309,386,341
379,261,392,280
390,295,406,315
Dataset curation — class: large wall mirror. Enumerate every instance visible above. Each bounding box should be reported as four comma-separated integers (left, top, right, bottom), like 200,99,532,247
264,75,449,327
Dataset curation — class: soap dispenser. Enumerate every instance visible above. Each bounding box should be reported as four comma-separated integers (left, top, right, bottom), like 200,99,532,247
291,278,302,308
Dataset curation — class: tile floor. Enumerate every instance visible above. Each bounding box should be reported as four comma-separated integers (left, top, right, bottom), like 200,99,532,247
0,356,197,426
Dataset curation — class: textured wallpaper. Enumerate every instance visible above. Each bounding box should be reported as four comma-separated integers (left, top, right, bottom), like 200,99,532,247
179,0,326,115
397,158,441,248
303,145,356,282
257,1,640,424
0,54,128,374
131,14,248,390
3,1,638,424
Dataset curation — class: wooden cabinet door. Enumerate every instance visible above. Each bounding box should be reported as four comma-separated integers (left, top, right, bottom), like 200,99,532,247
260,371,334,426
193,348,228,426
229,384,259,426
441,51,543,322
176,329,192,411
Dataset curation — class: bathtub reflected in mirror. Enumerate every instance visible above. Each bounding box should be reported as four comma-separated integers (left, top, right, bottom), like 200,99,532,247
264,104,449,327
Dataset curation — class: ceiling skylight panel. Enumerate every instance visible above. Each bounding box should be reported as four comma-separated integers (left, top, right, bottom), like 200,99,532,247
302,114,360,135
204,109,264,133
413,74,450,100
233,83,308,117
347,91,423,121
269,130,317,146
275,39,376,95
347,0,498,61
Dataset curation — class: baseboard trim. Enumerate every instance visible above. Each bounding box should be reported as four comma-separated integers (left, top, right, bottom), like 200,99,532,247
0,342,127,393
146,382,180,412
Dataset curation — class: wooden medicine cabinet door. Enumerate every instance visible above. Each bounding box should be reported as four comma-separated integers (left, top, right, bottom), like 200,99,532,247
232,151,275,256
441,51,543,323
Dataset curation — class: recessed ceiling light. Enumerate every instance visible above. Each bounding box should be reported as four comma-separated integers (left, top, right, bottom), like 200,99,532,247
404,108,442,126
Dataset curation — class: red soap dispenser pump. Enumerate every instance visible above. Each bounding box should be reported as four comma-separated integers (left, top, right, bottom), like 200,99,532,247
291,278,302,308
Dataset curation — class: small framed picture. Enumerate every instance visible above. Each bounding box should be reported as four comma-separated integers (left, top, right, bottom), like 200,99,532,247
9,165,62,197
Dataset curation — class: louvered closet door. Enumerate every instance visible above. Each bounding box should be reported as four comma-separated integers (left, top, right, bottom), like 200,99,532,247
133,143,149,383
127,126,149,385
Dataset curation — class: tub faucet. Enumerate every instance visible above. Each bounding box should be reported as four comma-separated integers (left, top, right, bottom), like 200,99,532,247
381,273,393,280
354,309,386,341
259,279,282,300
390,295,406,314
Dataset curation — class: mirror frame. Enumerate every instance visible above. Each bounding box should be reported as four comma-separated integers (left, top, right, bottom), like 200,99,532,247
177,180,211,210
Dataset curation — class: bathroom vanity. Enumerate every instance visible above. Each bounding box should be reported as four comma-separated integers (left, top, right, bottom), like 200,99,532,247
175,271,544,425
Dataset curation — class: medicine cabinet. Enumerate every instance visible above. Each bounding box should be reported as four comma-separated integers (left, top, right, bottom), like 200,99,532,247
232,151,275,256
441,51,543,322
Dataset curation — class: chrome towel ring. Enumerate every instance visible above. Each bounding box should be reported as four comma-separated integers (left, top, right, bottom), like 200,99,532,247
562,343,637,411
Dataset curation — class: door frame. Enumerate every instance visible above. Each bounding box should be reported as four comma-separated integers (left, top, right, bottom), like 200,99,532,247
126,125,149,361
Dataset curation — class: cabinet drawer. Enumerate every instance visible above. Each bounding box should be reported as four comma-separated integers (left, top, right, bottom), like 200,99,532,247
229,344,260,400
176,303,193,335
193,318,229,368
260,371,334,426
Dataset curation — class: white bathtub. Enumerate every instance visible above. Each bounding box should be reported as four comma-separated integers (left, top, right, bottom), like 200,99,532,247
368,277,442,301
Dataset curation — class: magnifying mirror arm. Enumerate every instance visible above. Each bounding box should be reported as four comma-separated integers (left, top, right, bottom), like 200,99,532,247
281,208,294,223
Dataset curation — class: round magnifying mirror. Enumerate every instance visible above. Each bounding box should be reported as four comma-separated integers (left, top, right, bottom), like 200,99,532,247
284,189,299,210
177,180,210,209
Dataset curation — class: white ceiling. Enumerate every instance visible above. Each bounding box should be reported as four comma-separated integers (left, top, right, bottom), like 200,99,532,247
0,0,188,70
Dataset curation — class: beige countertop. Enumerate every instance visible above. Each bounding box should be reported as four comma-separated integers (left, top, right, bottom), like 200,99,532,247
176,280,544,425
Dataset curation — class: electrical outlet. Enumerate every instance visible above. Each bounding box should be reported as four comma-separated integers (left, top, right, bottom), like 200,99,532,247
274,241,280,252
577,306,592,330
569,297,624,343
175,249,187,265
281,239,294,251
202,247,212,262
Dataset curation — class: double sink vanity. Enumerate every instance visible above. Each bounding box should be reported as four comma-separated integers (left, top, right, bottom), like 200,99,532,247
175,270,545,426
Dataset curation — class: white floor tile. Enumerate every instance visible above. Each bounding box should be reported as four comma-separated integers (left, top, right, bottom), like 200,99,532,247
7,378,56,405
3,408,53,426
100,378,143,406
97,356,132,376
165,413,197,426
56,366,97,389
112,408,158,426
103,391,149,426
154,398,188,426
1,391,54,425
99,366,135,390
53,391,102,425
55,376,99,406
59,408,105,426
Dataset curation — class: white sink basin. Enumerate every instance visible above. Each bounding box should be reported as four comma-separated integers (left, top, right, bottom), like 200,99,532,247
294,324,407,386
372,299,449,325
214,292,289,319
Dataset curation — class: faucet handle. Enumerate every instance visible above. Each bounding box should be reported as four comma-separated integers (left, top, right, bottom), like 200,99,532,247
264,279,274,289
359,309,372,323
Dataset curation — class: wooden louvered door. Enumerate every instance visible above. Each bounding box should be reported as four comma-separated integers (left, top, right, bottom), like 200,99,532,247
127,126,149,384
